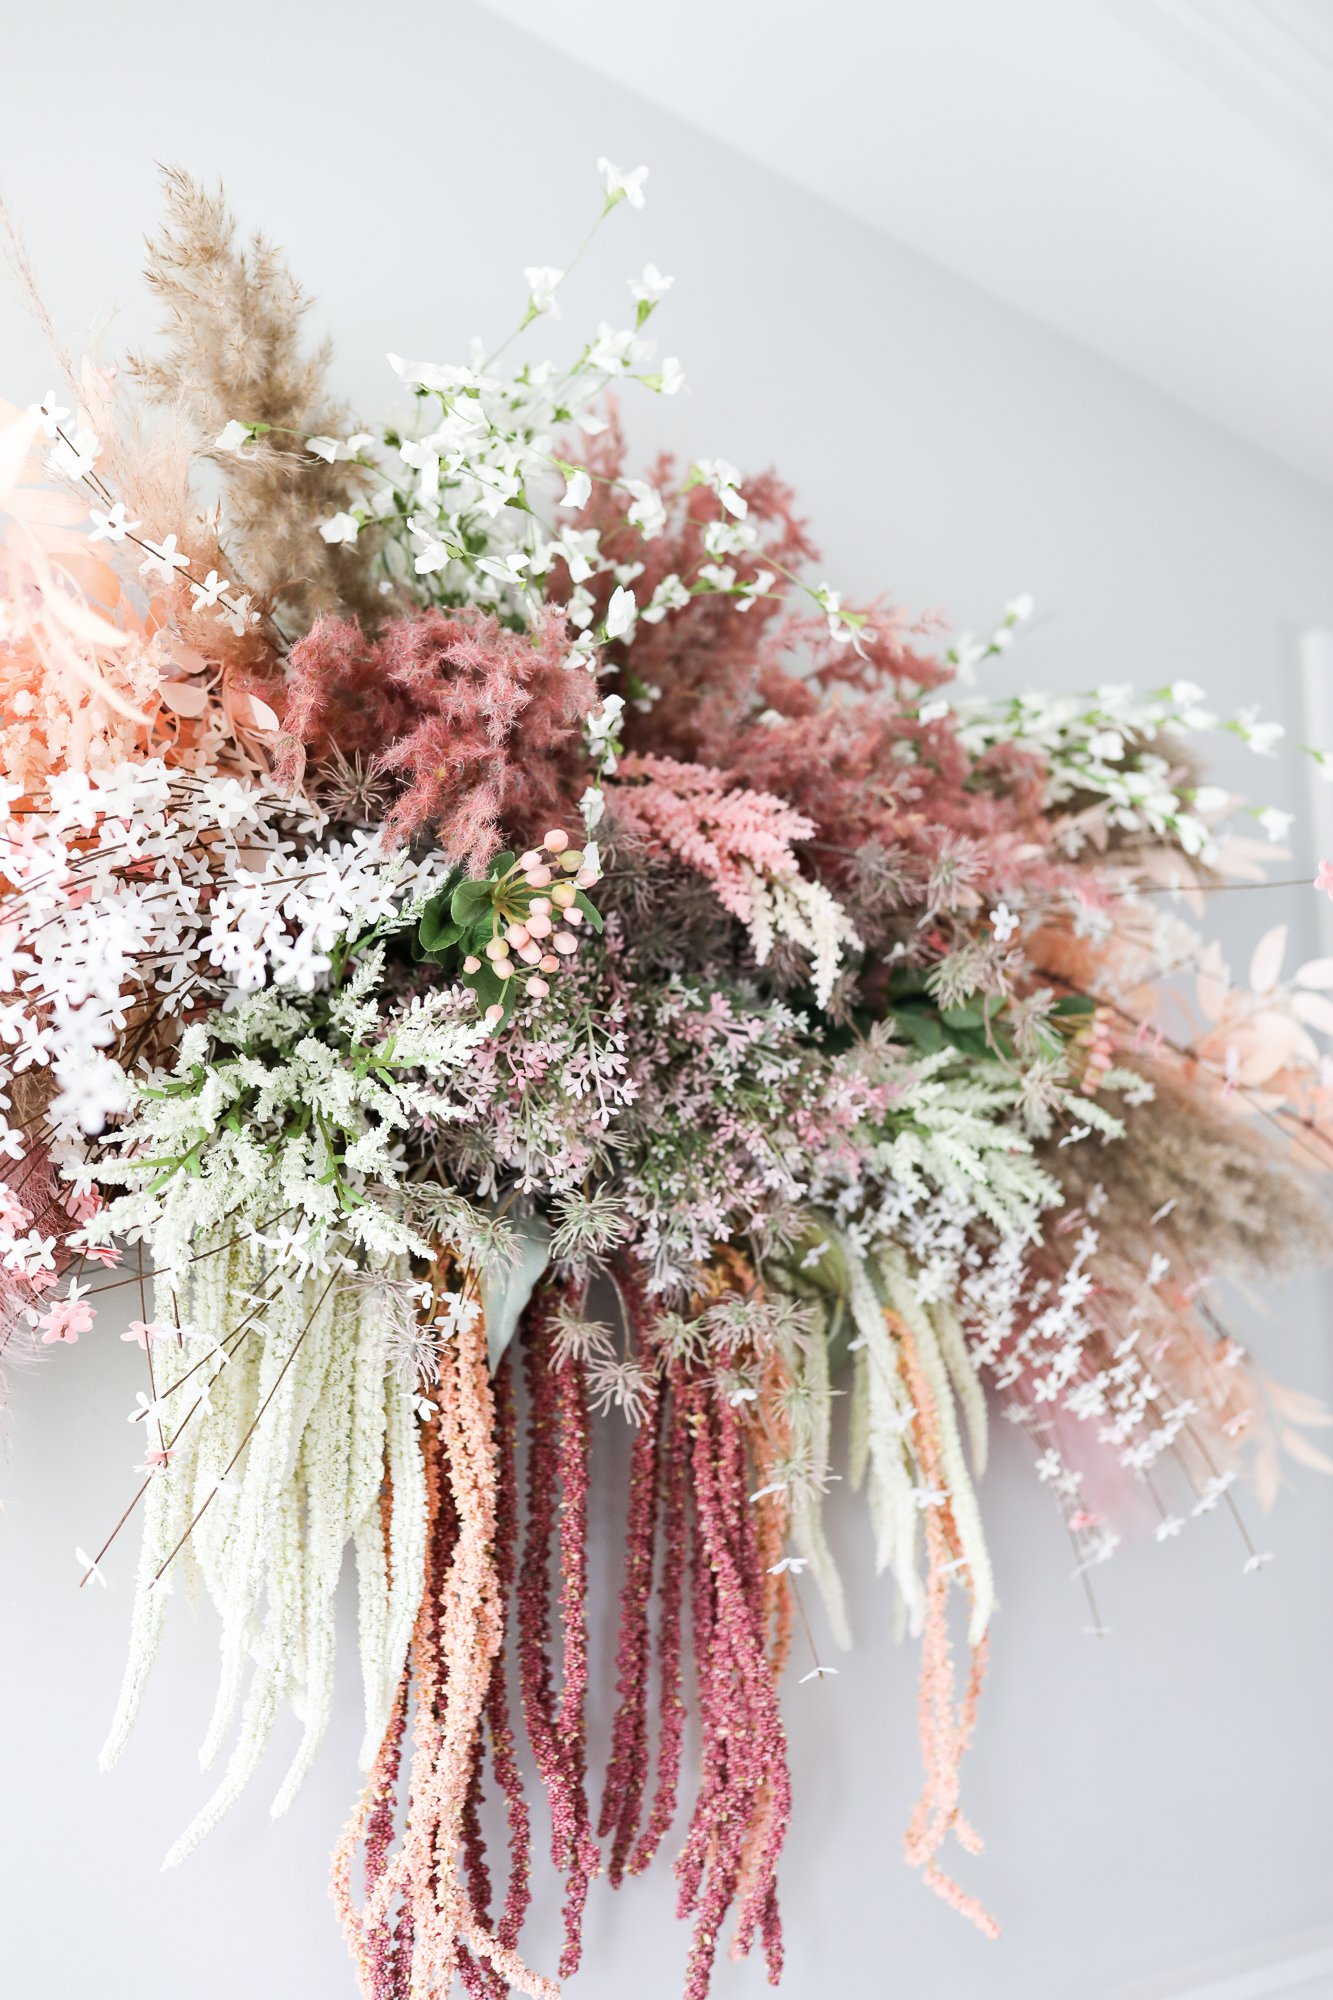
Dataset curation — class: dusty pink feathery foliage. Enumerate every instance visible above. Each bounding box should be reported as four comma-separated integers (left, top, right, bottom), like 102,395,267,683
280,606,595,866
517,1297,601,1979
896,1322,998,1940
612,754,814,920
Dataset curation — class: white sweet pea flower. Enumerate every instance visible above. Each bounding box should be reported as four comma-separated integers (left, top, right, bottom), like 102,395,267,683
629,262,673,305
1192,786,1230,816
641,574,690,625
657,356,685,395
692,457,747,518
623,479,666,539
1258,807,1294,843
523,265,565,317
319,512,360,545
587,694,626,747
580,784,606,831
604,585,637,640
407,516,452,575
304,435,342,463
475,551,531,585
598,157,649,209
1232,707,1284,756
565,631,598,673
990,902,1019,944
559,468,592,511
213,419,254,455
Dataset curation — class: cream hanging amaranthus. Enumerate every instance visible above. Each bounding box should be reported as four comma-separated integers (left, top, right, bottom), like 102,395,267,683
100,1234,428,1866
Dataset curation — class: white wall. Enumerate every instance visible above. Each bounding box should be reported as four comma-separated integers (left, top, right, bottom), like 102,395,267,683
2,4,1332,1996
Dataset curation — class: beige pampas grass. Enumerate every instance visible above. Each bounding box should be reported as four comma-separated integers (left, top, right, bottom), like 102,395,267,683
132,166,379,627
1049,1056,1333,1278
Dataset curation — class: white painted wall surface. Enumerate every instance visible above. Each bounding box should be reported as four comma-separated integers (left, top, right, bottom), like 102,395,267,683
1,4,1331,1995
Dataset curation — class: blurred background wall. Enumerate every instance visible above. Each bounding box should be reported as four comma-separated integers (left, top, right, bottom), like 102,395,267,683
2,3,1331,1994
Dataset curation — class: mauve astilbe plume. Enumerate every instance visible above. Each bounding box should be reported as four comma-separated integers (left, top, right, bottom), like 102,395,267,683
281,607,595,865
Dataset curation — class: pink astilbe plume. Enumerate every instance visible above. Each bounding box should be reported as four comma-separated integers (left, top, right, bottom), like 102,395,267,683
896,1321,997,1939
280,606,594,865
612,753,815,922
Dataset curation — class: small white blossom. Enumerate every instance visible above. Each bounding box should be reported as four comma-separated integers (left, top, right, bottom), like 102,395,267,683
597,157,649,209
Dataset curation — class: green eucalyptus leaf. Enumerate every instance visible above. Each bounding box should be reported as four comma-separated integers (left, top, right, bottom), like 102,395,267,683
481,1214,551,1371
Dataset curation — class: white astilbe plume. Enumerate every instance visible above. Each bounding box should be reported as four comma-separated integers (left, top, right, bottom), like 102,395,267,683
836,1231,925,1636
878,1248,994,1645
99,1235,425,1865
740,862,861,1010
779,1298,850,1649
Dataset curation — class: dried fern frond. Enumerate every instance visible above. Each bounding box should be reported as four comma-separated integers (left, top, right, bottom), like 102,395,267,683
132,166,379,626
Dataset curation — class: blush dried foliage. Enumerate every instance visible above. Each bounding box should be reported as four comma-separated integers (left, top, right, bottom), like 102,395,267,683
132,167,378,626
281,607,596,865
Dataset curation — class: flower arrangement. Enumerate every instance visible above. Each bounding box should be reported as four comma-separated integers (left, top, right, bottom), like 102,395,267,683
3,159,1332,1994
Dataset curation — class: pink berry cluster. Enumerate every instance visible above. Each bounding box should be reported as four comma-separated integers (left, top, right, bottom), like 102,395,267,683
463,830,601,1023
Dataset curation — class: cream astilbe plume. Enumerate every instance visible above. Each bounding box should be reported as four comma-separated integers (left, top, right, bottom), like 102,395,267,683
131,166,379,626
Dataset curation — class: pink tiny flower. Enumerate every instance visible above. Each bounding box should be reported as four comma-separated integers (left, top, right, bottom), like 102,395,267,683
539,953,560,974
575,865,599,888
484,938,510,962
543,828,569,852
39,1292,95,1345
519,849,542,871
524,865,553,888
504,922,530,948
0,1188,31,1234
518,941,543,965
463,954,482,974
1317,859,1333,897
553,931,578,956
141,1446,176,1472
485,1003,505,1024
526,912,552,939
122,1319,167,1350
527,976,550,998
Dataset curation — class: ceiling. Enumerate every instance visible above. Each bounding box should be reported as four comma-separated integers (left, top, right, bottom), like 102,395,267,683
476,0,1333,493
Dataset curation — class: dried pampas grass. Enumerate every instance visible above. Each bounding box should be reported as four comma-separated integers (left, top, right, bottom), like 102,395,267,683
132,166,379,626
1049,1057,1333,1277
